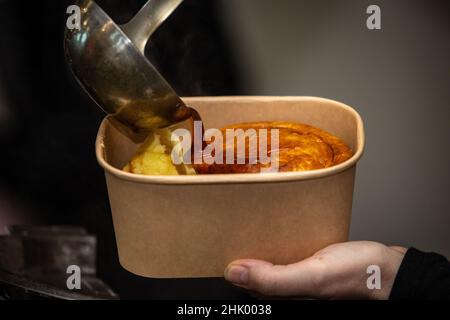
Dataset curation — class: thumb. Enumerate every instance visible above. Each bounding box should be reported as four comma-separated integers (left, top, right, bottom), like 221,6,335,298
224,258,323,297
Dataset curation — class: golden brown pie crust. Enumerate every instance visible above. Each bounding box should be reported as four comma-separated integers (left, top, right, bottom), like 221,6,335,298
194,121,353,174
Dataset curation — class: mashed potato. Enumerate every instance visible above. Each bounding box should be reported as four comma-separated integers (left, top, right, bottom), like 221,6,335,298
123,130,195,175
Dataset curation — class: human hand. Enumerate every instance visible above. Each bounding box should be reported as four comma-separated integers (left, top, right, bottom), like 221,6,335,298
224,241,407,299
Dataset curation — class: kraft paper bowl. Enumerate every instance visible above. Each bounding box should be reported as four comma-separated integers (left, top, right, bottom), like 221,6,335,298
96,96,365,278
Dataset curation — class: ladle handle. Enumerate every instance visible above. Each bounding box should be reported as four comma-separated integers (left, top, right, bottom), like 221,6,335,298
121,0,183,53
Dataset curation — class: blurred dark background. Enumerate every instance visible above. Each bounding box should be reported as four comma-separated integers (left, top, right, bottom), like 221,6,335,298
0,0,449,299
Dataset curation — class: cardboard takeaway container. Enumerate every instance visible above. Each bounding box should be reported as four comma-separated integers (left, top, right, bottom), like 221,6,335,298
96,96,365,278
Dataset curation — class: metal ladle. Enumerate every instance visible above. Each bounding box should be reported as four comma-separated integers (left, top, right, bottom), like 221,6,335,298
64,0,192,132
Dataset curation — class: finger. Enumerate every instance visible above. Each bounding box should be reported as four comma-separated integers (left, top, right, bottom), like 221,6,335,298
224,258,324,297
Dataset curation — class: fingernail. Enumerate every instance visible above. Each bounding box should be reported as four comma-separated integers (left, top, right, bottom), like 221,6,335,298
224,265,249,285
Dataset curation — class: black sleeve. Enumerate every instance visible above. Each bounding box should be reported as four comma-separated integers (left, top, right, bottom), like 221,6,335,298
389,247,450,300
